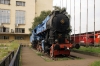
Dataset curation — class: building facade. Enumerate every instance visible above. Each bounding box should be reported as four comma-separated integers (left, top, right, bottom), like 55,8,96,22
35,0,53,16
0,0,53,44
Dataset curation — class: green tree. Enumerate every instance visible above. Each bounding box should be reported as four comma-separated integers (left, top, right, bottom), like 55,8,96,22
29,10,51,33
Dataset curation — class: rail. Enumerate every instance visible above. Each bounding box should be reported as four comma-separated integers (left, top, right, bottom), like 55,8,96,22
0,51,14,66
9,45,21,66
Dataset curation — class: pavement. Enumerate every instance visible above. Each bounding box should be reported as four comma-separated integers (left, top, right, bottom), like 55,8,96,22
21,47,100,66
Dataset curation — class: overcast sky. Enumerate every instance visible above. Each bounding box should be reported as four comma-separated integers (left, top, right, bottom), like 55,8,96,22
53,0,100,34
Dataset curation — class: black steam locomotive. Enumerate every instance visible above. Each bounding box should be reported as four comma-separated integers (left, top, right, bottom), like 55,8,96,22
30,9,79,57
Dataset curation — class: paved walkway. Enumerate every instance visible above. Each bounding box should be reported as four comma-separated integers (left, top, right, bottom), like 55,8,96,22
21,47,46,66
21,47,100,66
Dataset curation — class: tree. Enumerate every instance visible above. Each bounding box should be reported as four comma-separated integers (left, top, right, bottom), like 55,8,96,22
29,10,51,34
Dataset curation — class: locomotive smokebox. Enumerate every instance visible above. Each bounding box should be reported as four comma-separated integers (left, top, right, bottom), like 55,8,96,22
46,10,70,33
52,14,69,32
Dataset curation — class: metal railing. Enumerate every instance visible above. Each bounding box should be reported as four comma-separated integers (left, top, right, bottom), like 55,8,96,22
0,51,14,66
0,45,22,66
9,45,21,66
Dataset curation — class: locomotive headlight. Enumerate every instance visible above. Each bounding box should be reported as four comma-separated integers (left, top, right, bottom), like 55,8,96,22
67,47,69,50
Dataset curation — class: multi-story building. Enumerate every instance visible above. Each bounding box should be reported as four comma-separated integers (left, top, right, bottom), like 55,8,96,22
0,0,53,44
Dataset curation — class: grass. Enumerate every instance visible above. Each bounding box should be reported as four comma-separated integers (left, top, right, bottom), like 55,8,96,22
90,60,100,66
0,41,19,62
73,46,100,66
73,46,100,53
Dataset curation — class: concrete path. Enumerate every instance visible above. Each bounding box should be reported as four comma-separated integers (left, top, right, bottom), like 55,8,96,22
21,47,100,66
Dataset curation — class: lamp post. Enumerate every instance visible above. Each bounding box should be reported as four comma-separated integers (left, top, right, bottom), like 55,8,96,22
60,0,61,8
66,0,67,11
94,0,95,46
74,30,77,44
86,0,88,45
70,0,71,41
79,0,81,44
74,0,76,44
62,0,63,8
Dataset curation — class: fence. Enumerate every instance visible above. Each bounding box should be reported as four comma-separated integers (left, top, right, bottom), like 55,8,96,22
0,51,14,66
9,45,21,66
0,45,21,66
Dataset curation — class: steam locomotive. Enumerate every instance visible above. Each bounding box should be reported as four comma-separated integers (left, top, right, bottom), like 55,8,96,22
30,9,80,57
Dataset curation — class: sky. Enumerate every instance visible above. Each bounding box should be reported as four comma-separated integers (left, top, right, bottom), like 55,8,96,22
53,0,100,34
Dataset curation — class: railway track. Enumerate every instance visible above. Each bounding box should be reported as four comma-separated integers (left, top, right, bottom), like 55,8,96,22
35,48,100,61
36,50,82,61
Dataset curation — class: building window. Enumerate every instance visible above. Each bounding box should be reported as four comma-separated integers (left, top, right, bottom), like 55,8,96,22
0,27,9,32
0,9,10,23
16,1,25,6
15,36,24,40
16,10,25,24
15,28,25,33
0,36,9,40
0,0,10,5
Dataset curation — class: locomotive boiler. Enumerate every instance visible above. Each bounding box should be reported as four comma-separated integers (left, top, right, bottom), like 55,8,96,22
30,9,80,57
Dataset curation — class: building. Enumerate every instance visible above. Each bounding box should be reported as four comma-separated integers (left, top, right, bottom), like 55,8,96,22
0,0,53,44
35,0,53,16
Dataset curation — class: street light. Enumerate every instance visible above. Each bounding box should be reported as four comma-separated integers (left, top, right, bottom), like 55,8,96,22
70,0,71,41
94,0,95,44
86,0,88,45
74,0,75,44
62,0,63,8
66,0,67,11
94,0,95,45
79,0,81,44
74,30,77,44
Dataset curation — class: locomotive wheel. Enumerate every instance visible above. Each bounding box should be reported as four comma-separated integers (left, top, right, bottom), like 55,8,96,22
65,50,70,57
50,46,54,58
50,52,54,58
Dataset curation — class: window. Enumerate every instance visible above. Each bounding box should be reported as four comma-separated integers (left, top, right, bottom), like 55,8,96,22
0,27,9,32
16,10,25,24
0,0,10,5
0,36,9,40
15,36,24,40
15,28,25,33
0,9,10,23
16,1,25,6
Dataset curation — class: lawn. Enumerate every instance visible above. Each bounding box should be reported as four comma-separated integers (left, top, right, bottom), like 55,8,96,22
73,46,100,53
0,41,19,62
73,46,100,66
90,60,100,66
